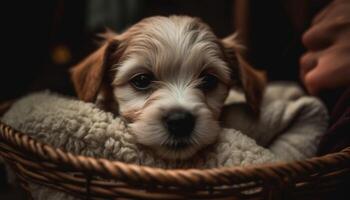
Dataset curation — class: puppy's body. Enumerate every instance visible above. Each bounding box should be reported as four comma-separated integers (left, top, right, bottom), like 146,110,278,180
71,16,265,160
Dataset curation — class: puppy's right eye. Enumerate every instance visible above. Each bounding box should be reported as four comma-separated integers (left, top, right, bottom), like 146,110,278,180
130,73,154,90
199,73,219,91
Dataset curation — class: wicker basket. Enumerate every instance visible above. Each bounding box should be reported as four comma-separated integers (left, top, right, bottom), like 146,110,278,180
1,104,350,200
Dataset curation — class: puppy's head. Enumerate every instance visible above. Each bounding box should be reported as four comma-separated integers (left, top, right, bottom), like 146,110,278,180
71,16,266,160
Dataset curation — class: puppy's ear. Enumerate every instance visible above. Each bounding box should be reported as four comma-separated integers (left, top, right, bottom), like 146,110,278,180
235,54,266,113
221,33,266,114
70,40,120,102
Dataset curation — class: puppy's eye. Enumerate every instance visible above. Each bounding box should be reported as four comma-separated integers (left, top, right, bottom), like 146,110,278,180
130,73,154,90
199,73,219,91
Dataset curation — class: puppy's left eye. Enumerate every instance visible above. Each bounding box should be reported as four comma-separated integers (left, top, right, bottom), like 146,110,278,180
199,73,219,91
130,73,154,90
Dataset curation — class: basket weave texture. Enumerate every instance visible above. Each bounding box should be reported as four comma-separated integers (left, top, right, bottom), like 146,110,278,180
0,105,350,199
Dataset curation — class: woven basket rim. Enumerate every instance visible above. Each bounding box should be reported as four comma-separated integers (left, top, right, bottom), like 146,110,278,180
1,119,350,188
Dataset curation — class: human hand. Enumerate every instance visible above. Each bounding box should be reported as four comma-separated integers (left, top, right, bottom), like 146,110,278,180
300,0,350,95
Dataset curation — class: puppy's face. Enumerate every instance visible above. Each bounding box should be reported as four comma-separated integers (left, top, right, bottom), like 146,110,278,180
71,16,266,160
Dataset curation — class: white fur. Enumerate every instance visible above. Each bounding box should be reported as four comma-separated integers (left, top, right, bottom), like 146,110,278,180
111,16,231,159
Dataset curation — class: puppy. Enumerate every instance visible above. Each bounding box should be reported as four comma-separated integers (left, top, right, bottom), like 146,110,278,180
70,16,266,160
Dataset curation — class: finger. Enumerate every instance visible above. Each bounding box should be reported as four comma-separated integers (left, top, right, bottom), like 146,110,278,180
304,66,348,95
312,0,337,25
304,51,350,95
302,21,337,50
314,1,350,25
299,52,319,80
304,64,330,95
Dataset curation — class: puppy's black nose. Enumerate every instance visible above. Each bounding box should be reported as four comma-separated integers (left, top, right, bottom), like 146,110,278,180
164,110,195,138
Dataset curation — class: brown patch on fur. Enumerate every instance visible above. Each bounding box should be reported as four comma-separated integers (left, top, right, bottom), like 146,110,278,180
236,54,266,113
70,38,122,102
122,109,141,123
221,34,266,114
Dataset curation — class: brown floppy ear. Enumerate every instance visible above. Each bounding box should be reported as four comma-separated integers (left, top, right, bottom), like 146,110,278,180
70,40,120,102
221,33,267,114
235,54,266,113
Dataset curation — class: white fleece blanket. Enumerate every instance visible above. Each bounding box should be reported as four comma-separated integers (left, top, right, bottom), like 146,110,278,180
1,82,328,200
1,93,276,168
221,82,328,160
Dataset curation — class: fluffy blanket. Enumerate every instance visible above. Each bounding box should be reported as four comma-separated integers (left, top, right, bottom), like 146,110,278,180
1,93,276,168
0,82,328,199
221,82,329,160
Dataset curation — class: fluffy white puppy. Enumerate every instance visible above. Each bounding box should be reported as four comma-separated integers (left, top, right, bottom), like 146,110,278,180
70,15,265,160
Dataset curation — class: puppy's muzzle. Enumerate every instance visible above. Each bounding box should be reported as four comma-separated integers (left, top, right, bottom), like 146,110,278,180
163,109,196,138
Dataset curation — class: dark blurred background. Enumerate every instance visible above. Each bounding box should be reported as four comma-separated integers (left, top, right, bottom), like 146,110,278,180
1,0,330,199
1,0,330,103
1,0,235,102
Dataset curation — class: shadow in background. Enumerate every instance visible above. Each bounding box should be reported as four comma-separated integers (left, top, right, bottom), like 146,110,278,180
1,0,234,103
1,1,330,199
